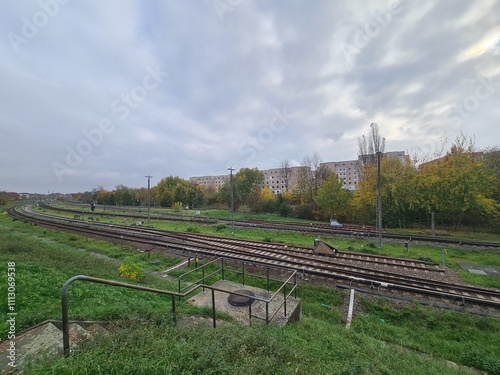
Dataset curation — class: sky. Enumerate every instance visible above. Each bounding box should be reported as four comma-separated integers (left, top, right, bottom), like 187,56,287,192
1,0,499,194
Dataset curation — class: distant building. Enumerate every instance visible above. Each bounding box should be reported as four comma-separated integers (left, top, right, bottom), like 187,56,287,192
321,151,407,191
189,175,228,190
320,159,360,191
262,166,303,194
189,151,408,193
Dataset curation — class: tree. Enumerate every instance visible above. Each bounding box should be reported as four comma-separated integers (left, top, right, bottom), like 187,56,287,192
314,174,351,221
416,134,497,229
114,185,135,205
275,193,292,217
234,168,264,207
260,186,275,200
380,157,418,228
202,184,219,207
358,122,386,178
96,189,114,205
155,176,186,207
482,147,500,202
187,183,204,208
296,152,331,204
351,154,419,227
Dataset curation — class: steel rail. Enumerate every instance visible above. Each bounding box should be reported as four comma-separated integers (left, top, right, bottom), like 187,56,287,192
11,206,500,310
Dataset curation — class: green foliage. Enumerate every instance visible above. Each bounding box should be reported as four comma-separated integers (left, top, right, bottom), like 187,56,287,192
314,174,351,221
212,223,227,232
118,257,145,281
275,193,292,217
350,134,500,230
155,176,204,208
172,201,183,211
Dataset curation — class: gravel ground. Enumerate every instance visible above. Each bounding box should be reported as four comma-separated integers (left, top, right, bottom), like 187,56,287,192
37,223,500,317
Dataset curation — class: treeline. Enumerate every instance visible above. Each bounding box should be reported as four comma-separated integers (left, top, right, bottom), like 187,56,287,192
71,136,499,230
0,192,21,205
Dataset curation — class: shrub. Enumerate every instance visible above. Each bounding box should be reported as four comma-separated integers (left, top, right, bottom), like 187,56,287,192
172,201,183,211
213,223,227,232
118,257,144,281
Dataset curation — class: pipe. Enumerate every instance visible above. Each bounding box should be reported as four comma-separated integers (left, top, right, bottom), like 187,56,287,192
346,289,355,329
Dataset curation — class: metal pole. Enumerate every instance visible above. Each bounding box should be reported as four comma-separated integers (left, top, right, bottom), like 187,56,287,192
376,151,383,250
283,285,287,317
145,175,152,224
228,167,235,236
171,295,176,324
211,289,217,328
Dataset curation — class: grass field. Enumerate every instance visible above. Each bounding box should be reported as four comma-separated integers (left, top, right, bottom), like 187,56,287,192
1,202,500,374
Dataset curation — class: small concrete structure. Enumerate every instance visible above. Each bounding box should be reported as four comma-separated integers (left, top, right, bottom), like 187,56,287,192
186,280,301,326
457,263,500,277
314,240,338,256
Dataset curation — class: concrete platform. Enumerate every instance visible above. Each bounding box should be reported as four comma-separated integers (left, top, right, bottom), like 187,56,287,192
186,280,301,326
457,263,500,277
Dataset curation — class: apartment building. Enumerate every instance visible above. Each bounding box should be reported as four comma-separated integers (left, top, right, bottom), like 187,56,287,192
262,166,302,194
321,151,407,191
189,167,302,194
189,151,407,194
320,159,360,191
189,175,228,190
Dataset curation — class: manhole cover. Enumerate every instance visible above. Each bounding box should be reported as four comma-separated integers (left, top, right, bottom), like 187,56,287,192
227,290,255,307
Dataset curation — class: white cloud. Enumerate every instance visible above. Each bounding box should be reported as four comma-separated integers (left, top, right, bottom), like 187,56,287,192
1,0,499,193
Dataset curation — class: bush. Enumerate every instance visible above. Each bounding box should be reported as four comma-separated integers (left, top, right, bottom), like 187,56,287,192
291,203,317,220
277,201,292,217
212,223,227,232
118,257,144,281
172,201,183,211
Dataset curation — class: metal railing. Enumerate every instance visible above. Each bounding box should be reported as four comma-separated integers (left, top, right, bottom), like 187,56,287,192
176,257,299,325
62,260,298,356
62,275,196,356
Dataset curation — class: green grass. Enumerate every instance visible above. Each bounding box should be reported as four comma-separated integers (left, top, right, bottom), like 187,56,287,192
24,316,488,375
354,298,500,374
1,202,500,374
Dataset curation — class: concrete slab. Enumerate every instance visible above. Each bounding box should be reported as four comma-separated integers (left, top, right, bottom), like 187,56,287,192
469,269,487,275
0,321,62,372
457,263,500,277
185,280,301,326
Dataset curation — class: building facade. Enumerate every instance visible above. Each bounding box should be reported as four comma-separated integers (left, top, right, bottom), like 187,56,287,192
320,159,360,191
189,175,228,190
189,151,408,194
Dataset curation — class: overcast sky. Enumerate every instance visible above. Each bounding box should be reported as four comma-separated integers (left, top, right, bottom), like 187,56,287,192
1,0,499,194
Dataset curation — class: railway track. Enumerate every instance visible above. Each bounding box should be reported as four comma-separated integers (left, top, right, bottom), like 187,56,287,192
39,203,500,248
10,205,500,312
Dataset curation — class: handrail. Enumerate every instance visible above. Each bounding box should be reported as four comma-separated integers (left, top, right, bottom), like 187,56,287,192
62,265,299,356
178,257,222,294
176,258,298,324
61,275,185,356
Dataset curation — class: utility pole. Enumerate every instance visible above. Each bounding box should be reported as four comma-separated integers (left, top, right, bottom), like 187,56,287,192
145,175,153,224
376,151,383,250
228,167,235,236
